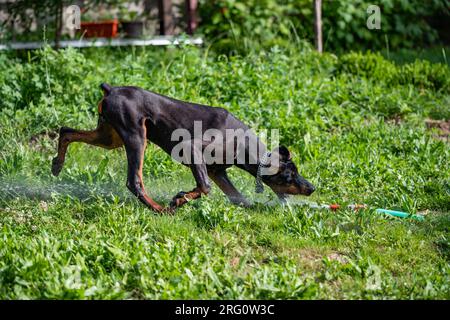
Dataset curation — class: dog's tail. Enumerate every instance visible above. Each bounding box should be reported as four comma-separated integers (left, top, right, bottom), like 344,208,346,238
100,83,112,95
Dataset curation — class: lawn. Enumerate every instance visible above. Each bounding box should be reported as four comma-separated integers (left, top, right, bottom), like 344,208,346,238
0,44,449,299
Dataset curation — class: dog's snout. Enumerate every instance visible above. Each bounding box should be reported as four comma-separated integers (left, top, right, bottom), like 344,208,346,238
296,176,315,196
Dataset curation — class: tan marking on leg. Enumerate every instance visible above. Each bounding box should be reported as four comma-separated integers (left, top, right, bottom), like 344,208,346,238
98,98,104,114
52,123,123,176
171,187,203,208
136,119,164,212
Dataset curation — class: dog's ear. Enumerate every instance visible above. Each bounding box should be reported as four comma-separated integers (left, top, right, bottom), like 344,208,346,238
100,83,112,95
272,145,291,162
262,146,291,176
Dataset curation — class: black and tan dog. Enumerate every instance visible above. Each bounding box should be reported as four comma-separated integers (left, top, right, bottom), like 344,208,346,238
52,84,315,212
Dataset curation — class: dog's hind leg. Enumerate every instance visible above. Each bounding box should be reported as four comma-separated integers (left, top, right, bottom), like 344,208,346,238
52,121,123,176
209,170,251,207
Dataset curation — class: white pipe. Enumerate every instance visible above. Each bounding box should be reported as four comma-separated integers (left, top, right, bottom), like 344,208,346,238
0,36,203,50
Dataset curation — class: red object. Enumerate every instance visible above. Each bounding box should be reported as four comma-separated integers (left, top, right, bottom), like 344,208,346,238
329,204,340,211
79,20,118,38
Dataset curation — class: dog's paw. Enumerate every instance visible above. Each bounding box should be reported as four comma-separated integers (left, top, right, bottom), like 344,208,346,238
51,157,63,176
169,191,188,208
162,206,176,215
238,200,253,208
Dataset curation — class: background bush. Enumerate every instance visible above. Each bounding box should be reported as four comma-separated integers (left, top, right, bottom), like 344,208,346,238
337,51,450,93
199,0,449,53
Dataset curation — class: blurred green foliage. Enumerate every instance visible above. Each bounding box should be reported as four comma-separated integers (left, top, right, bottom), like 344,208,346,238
199,0,449,53
338,51,450,93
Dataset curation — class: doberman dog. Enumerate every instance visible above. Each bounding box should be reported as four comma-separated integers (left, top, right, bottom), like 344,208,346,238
52,84,315,212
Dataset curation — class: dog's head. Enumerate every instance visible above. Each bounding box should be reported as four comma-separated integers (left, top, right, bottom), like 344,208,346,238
261,146,315,197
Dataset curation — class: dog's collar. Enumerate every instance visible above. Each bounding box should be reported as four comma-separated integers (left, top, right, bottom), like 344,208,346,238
255,152,271,193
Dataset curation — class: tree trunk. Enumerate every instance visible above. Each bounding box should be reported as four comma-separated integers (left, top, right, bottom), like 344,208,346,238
158,0,174,35
185,0,198,35
313,0,322,53
55,1,63,49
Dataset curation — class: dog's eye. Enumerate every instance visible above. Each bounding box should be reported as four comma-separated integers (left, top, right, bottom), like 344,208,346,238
283,172,292,183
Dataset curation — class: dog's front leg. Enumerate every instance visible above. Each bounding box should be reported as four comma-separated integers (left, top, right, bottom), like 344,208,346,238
169,164,211,209
170,145,211,209
208,170,251,207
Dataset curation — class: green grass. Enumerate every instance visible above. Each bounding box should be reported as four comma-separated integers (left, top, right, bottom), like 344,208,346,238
0,44,449,299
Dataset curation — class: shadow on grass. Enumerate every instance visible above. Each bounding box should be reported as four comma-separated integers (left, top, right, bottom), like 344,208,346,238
428,213,450,261
409,211,450,261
